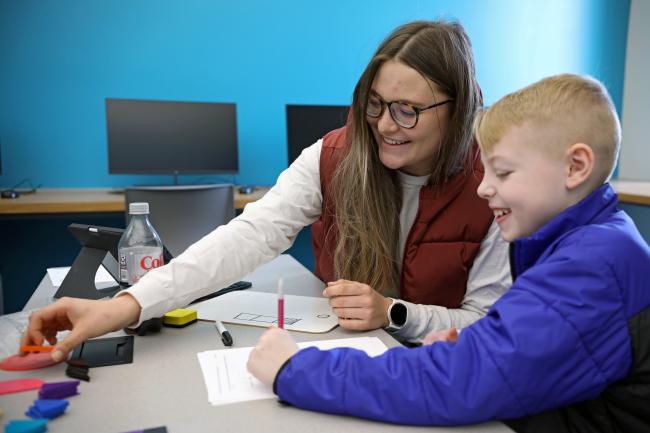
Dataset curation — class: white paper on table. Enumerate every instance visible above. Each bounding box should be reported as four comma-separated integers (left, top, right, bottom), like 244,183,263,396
194,290,338,333
46,266,117,288
196,336,388,406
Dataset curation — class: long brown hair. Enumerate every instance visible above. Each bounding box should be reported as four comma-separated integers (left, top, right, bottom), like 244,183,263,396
330,20,481,292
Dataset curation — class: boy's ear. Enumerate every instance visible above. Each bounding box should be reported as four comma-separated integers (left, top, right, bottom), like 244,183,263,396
565,143,594,190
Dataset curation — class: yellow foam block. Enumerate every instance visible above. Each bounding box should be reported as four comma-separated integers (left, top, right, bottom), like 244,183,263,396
163,309,198,327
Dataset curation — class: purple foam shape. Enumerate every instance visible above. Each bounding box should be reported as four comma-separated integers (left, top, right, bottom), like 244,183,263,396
39,380,80,399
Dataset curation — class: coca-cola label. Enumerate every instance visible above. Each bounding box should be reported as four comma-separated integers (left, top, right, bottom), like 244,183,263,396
140,255,163,270
119,247,164,286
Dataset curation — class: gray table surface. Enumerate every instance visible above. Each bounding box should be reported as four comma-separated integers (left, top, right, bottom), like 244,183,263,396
0,255,512,433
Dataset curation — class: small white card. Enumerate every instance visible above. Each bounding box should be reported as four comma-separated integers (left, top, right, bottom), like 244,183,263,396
47,266,117,288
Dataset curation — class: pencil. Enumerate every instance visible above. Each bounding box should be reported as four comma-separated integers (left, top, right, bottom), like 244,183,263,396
277,277,284,329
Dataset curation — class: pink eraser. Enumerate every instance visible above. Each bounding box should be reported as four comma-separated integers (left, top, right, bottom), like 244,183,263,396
0,353,62,371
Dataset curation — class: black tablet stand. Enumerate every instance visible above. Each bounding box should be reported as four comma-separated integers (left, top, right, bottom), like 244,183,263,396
54,246,121,300
54,224,124,300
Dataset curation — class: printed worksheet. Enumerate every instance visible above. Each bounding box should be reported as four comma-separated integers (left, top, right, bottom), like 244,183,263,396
196,337,388,406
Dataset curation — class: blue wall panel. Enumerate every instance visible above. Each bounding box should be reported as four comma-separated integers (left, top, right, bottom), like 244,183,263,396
0,0,630,188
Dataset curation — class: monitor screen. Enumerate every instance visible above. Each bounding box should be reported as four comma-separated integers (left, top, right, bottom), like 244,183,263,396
286,104,349,166
107,98,238,174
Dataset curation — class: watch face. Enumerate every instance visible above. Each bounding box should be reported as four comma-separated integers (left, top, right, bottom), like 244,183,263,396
390,302,407,327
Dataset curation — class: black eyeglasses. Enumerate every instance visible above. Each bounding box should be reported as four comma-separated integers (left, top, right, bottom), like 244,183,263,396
366,93,454,129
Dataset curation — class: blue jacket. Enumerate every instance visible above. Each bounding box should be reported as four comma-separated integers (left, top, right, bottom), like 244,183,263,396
275,184,650,426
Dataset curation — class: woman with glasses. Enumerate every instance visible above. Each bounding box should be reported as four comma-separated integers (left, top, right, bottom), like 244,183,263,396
308,19,509,339
23,20,508,364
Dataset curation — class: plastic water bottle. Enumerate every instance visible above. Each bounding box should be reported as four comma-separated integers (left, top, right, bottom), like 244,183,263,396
118,202,164,287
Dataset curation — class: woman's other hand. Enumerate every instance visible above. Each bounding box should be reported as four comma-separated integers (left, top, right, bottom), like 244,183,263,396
323,279,393,331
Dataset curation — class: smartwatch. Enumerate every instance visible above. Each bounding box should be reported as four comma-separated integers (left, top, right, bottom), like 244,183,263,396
385,298,407,332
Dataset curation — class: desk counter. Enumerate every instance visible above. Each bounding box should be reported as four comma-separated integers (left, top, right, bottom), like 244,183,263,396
0,187,270,215
1,182,648,215
610,180,650,206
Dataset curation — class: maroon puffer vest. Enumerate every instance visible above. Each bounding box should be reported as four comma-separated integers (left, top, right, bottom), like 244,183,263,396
311,126,493,307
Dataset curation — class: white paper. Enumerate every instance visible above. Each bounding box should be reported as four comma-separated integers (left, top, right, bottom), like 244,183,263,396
47,266,117,288
196,336,388,406
193,290,338,333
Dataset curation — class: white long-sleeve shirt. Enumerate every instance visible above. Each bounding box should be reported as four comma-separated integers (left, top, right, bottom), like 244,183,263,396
122,140,511,341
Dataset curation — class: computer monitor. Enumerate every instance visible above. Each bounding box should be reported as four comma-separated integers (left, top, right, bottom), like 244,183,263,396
106,98,238,176
286,104,349,166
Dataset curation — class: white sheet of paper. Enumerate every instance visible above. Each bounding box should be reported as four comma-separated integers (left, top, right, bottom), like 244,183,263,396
196,336,388,406
46,266,117,288
193,290,338,333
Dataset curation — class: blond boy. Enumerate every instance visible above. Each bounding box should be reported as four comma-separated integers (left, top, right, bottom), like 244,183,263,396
247,74,650,431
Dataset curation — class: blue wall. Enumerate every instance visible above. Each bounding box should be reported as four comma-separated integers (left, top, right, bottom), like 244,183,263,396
0,0,630,188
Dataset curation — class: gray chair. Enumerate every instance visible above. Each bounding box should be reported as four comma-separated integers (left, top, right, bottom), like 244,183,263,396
125,184,235,257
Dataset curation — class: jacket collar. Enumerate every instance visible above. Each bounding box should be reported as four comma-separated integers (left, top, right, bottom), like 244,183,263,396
510,183,618,279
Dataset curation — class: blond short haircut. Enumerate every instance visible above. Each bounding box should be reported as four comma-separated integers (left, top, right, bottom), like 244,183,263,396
474,74,621,184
